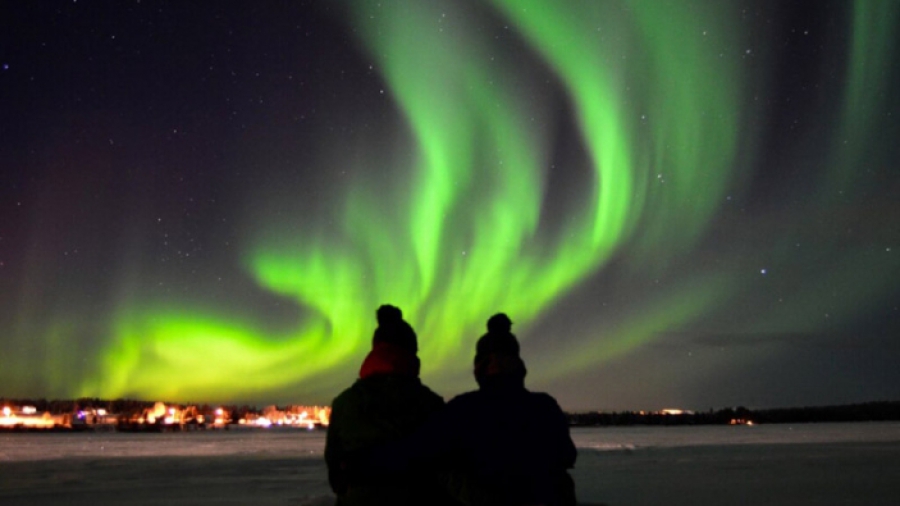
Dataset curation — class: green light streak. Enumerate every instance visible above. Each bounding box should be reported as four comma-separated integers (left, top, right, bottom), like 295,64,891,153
545,273,732,377
830,0,899,188
81,309,349,400
72,1,893,403
749,0,900,340
80,1,743,400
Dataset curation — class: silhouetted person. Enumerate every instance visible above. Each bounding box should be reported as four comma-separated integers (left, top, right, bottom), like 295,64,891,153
324,305,448,506
372,313,577,505
449,313,577,504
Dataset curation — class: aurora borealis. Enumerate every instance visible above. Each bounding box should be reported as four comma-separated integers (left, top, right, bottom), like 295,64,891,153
1,1,899,410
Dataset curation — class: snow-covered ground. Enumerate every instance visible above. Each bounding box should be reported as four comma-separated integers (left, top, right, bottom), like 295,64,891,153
1,422,898,505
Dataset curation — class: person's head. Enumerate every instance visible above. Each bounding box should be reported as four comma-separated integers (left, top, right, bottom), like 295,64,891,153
372,304,418,353
474,313,527,389
359,304,420,379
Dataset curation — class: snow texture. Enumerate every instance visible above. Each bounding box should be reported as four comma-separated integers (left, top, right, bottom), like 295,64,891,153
1,423,898,505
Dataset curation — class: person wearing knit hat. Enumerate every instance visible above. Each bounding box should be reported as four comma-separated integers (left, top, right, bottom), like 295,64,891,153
360,313,576,505
473,313,527,389
377,313,576,505
358,304,421,378
325,305,451,506
372,304,418,351
447,313,576,505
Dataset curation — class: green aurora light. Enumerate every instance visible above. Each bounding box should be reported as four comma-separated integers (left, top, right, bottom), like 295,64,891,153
71,1,898,403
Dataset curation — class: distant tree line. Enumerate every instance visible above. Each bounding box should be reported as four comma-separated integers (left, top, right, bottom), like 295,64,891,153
567,401,900,426
568,407,752,426
0,397,265,422
751,401,900,424
5,397,899,426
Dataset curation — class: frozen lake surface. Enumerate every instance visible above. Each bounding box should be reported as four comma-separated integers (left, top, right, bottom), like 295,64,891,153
570,420,900,450
1,422,899,505
2,421,898,461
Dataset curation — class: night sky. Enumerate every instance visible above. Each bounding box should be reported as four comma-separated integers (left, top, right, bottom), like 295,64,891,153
2,1,899,411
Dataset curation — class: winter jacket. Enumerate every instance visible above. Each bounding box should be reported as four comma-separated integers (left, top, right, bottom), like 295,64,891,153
443,382,576,505
384,379,576,506
325,359,445,505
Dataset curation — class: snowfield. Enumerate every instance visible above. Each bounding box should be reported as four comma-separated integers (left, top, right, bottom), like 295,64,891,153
1,422,898,505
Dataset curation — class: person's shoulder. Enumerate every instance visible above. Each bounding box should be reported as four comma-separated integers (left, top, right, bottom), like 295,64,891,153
415,382,445,405
331,379,369,407
527,390,565,411
447,389,483,408
348,374,443,405
384,377,444,412
529,390,561,404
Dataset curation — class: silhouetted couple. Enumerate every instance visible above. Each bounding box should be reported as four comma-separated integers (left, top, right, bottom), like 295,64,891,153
325,305,576,506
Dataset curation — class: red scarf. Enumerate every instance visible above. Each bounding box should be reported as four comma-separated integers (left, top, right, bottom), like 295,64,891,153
359,342,420,379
